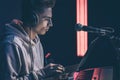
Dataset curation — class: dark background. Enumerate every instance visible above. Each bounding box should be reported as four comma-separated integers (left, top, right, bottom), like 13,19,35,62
0,0,120,67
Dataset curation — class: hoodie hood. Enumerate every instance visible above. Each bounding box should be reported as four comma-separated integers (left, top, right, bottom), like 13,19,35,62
0,20,45,78
3,19,40,45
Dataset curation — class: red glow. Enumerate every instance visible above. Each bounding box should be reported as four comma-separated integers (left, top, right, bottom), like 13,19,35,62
76,0,88,56
73,72,79,80
45,52,51,58
92,68,102,80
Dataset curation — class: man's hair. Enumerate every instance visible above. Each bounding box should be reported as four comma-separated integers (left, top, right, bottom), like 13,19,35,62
21,0,56,26
22,0,56,13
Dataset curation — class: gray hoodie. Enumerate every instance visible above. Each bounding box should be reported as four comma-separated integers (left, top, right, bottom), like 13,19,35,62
0,22,45,80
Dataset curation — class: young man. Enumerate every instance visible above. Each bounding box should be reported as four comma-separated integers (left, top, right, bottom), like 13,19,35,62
0,0,64,80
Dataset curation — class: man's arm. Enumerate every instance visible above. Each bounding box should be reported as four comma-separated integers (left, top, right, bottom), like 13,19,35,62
0,42,40,80
0,40,65,80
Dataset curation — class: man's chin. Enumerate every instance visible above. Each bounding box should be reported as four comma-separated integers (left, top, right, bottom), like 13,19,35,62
38,32,47,35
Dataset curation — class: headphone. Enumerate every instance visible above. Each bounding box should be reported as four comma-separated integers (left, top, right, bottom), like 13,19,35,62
23,0,53,27
29,11,40,27
22,0,41,27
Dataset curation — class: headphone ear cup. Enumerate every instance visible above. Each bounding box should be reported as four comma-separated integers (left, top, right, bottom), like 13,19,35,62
30,11,39,27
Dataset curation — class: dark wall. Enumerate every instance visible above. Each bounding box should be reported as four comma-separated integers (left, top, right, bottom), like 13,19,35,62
0,0,22,24
40,0,79,66
88,0,120,42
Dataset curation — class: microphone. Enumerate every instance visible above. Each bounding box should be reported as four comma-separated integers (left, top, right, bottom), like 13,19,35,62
75,23,114,35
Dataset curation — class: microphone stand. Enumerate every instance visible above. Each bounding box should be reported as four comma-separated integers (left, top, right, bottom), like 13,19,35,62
108,35,120,80
76,31,120,80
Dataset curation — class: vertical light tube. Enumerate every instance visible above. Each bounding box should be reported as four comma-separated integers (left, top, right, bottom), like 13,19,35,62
76,0,88,56
74,1,88,79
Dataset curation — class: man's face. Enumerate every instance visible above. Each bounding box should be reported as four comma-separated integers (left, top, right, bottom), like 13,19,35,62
32,8,53,35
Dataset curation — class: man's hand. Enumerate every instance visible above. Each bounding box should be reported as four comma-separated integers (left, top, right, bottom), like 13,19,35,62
42,63,65,78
